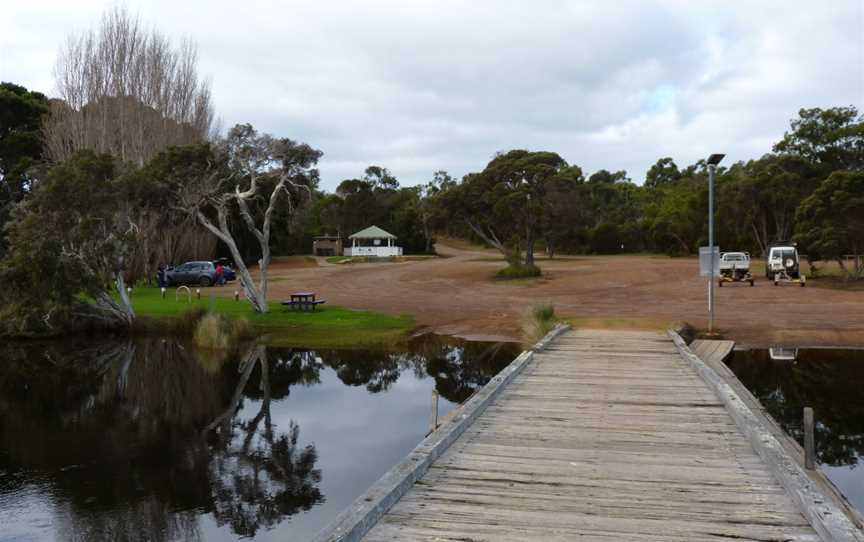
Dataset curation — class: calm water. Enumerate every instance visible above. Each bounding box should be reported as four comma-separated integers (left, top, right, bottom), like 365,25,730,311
0,335,520,542
726,349,864,514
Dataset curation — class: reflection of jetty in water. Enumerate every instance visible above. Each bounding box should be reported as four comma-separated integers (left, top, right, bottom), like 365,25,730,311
0,334,519,541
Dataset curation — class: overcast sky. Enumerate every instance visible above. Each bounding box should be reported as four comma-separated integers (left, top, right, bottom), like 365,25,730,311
2,1,863,190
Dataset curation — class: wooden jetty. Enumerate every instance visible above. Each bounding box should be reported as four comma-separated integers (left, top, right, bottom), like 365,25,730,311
316,328,864,542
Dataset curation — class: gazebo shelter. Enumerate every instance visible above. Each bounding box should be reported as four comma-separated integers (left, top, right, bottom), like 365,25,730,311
345,225,403,257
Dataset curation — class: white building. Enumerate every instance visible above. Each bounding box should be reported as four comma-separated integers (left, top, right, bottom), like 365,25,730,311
345,225,403,257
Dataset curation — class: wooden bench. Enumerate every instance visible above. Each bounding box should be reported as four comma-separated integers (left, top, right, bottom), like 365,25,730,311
281,299,326,311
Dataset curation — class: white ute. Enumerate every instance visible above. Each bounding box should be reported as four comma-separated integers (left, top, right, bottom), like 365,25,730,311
718,252,754,286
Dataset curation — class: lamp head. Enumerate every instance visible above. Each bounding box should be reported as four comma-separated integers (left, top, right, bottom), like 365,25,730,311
707,153,726,166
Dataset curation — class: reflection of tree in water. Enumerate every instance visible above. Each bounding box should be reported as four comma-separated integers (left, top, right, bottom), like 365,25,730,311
414,336,517,403
204,346,324,537
727,350,864,467
0,339,324,541
0,338,219,541
321,348,404,393
244,348,323,400
316,335,520,403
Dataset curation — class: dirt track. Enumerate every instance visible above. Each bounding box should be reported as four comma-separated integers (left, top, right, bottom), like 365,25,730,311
258,243,863,348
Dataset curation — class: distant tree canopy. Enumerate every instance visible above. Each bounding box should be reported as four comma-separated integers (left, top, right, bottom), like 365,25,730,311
431,106,864,273
795,170,864,278
645,157,681,189
774,106,864,172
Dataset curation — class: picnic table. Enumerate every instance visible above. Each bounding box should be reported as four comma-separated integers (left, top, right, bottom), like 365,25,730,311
281,291,327,311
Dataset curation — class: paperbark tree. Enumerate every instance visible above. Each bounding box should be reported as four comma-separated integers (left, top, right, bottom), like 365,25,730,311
176,125,321,313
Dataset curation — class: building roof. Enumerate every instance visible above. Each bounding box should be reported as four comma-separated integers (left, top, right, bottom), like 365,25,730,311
349,225,397,239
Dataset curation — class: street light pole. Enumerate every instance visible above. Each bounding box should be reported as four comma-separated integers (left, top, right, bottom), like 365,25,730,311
706,153,725,334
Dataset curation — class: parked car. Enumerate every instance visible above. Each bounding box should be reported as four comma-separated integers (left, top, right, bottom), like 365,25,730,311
766,243,800,279
165,261,218,286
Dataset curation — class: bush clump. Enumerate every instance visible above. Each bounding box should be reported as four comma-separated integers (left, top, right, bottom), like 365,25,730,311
533,304,555,322
497,263,541,279
193,312,255,350
523,303,559,341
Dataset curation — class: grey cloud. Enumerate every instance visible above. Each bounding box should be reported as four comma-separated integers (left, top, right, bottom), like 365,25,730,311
2,0,862,189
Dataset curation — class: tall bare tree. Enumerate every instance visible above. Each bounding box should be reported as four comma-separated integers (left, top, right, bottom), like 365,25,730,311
176,125,321,313
44,5,215,165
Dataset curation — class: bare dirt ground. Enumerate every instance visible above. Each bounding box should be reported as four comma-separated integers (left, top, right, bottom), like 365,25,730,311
251,242,863,348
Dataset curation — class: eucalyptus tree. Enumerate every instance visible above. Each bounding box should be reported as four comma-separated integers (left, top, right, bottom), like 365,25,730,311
441,150,578,266
774,106,864,173
417,170,455,253
176,124,321,313
644,157,682,189
796,170,864,279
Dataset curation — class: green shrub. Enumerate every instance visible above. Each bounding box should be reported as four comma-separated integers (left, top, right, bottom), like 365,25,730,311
532,304,555,322
496,263,541,279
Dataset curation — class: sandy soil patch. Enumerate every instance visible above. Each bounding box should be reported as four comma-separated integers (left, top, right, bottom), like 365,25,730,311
228,242,863,347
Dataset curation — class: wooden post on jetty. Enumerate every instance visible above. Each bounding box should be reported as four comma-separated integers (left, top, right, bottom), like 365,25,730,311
804,407,816,470
427,390,439,435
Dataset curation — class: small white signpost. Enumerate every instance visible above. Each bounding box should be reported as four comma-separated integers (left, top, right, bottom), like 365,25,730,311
699,245,720,329
698,246,720,277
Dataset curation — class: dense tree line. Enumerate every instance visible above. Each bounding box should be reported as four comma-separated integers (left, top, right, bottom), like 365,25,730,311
433,106,863,278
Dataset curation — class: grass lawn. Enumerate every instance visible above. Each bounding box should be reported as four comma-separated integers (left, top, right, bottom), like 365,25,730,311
130,287,415,348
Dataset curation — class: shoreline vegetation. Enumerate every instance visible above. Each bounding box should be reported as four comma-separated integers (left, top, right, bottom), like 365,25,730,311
129,287,416,348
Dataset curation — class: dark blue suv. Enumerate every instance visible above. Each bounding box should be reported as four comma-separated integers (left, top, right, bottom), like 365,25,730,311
165,261,218,287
